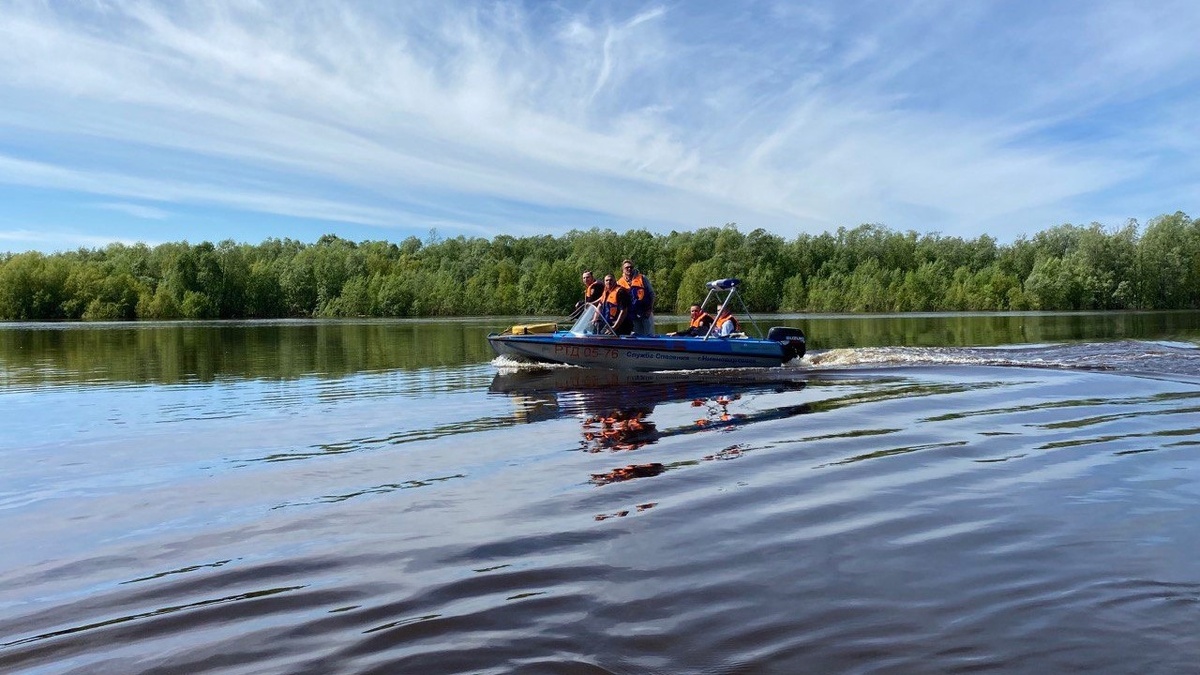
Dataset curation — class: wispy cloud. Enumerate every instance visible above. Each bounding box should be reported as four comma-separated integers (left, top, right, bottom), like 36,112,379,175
0,0,1198,251
0,227,149,250
92,202,170,220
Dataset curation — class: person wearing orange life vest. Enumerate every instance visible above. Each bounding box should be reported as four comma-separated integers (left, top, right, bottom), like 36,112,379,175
617,259,655,336
592,274,632,335
714,304,741,337
570,270,605,320
580,270,604,304
668,304,713,337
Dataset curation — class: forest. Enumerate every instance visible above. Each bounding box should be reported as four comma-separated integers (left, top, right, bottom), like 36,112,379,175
0,212,1197,321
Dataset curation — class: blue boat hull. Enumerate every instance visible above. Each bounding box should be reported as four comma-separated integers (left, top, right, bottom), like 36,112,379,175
487,331,799,371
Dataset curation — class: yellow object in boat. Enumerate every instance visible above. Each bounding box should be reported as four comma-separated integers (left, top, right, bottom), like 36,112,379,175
510,323,557,335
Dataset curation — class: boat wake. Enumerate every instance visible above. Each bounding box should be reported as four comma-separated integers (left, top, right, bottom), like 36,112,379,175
490,355,578,372
808,340,1200,379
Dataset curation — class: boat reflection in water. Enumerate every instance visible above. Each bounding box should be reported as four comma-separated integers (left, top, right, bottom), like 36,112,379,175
488,367,811,488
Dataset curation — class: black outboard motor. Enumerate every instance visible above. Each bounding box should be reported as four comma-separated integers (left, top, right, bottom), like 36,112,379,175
767,327,806,362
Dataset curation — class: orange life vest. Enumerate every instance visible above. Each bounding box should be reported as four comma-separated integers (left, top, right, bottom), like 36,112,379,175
689,312,713,330
601,286,624,322
716,314,740,334
618,273,649,315
583,280,604,304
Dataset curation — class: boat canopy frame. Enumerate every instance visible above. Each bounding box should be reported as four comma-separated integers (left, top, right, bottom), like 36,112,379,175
697,278,762,340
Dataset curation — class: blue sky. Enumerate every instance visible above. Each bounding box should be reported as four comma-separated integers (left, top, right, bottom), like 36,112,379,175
1,0,1198,253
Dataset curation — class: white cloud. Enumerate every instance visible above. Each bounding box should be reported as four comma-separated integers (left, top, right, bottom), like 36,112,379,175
92,202,170,220
0,227,149,250
0,0,1197,247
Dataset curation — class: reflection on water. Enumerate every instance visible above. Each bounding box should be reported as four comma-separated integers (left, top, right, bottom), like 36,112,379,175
581,409,658,454
490,368,813,487
0,319,506,388
490,367,811,437
2,319,1200,674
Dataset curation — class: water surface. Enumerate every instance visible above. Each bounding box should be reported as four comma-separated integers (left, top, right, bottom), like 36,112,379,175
2,313,1199,673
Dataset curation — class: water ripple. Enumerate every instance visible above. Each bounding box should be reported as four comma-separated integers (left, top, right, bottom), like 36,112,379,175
5,339,1200,673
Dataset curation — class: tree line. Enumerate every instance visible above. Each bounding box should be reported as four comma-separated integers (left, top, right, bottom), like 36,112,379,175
1,212,1197,321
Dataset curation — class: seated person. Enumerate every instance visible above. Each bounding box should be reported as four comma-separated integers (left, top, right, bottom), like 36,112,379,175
668,305,713,336
714,306,741,337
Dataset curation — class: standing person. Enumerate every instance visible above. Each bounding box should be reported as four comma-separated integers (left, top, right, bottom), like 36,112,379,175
714,304,740,337
571,270,605,319
668,304,713,337
617,259,655,336
594,274,632,336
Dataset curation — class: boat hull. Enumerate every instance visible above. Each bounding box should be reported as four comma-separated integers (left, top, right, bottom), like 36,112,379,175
487,332,793,371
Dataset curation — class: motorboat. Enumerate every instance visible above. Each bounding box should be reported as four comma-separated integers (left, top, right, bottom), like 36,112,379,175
486,279,806,371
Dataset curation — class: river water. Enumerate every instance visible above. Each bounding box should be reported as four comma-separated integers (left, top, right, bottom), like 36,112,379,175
2,313,1200,674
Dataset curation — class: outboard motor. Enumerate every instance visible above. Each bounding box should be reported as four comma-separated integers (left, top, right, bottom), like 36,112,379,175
767,327,806,362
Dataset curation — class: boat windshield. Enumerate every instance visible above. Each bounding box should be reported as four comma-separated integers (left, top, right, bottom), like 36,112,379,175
568,305,602,335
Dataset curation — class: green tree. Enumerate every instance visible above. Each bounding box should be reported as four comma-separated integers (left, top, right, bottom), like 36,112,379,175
1136,212,1198,309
